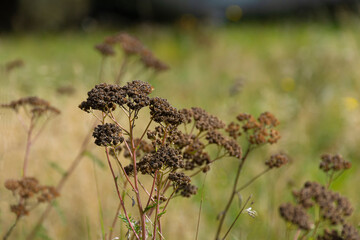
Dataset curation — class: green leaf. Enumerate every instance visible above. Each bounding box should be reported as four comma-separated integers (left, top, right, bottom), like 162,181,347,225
144,203,157,213
48,161,66,176
119,214,140,234
84,150,105,169
157,211,166,218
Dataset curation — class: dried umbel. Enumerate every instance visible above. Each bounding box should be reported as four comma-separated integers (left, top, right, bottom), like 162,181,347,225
1,96,60,117
149,97,183,126
236,112,280,145
140,49,169,72
265,153,289,168
191,107,225,131
318,224,360,240
341,224,360,240
5,59,24,73
4,177,59,218
93,123,124,147
79,80,153,113
292,181,353,225
95,43,115,57
279,203,313,230
320,154,352,173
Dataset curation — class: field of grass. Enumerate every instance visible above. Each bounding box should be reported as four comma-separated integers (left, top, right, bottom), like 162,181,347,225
1,18,360,239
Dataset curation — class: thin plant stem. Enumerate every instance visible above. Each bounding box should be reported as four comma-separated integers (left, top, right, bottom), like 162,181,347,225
215,147,252,240
115,55,129,84
129,126,146,239
236,168,271,193
145,171,158,209
3,217,20,240
152,173,163,240
105,147,140,240
221,195,251,240
293,229,301,240
22,117,34,177
195,173,207,240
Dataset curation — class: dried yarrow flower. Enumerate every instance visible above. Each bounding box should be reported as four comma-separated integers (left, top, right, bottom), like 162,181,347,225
123,80,153,111
177,183,198,198
95,42,115,56
279,203,313,230
225,122,241,139
1,96,60,116
5,59,24,73
320,154,352,173
118,33,145,55
191,107,225,131
10,203,29,218
292,181,353,225
149,97,183,126
37,186,60,203
317,229,342,240
342,223,360,240
4,179,19,191
236,112,280,145
79,83,126,113
168,172,191,186
265,153,289,168
140,49,169,72
93,123,124,147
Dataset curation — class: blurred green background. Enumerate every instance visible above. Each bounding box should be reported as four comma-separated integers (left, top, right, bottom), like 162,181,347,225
1,13,360,240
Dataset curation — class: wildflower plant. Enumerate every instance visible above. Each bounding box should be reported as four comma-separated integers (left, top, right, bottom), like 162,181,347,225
279,154,360,240
1,97,60,239
79,77,287,239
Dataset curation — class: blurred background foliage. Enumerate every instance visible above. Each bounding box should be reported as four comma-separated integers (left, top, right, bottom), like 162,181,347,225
1,1,360,240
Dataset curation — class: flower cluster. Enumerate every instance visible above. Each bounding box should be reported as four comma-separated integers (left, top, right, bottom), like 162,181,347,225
4,177,59,218
236,112,280,145
1,96,60,117
93,123,124,147
320,154,352,173
265,153,289,168
292,181,353,225
79,80,152,113
318,224,360,240
279,203,313,230
96,32,169,72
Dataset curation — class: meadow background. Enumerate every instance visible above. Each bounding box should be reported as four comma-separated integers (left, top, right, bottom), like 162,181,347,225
1,16,360,239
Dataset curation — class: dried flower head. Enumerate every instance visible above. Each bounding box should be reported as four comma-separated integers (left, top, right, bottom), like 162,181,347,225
236,112,280,145
292,181,353,225
1,96,60,117
279,203,313,230
320,154,352,173
5,59,24,73
93,123,124,147
317,229,342,240
4,179,20,191
95,43,115,56
118,33,145,55
79,83,125,113
123,80,153,110
6,177,59,218
140,49,169,72
342,223,360,240
225,122,242,139
191,107,225,131
149,97,183,126
265,153,289,168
